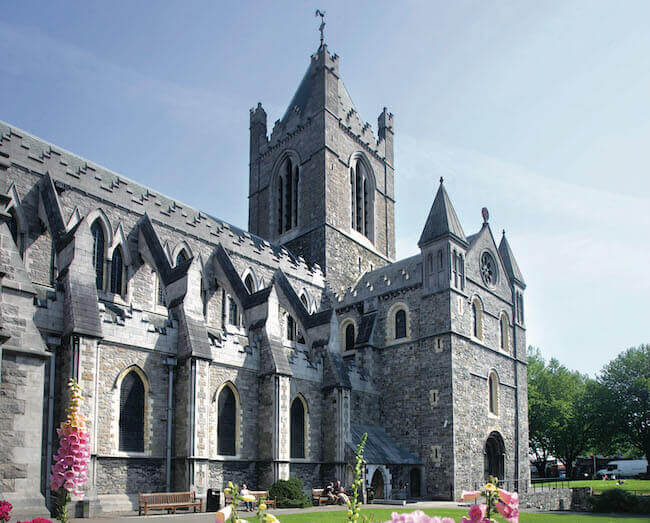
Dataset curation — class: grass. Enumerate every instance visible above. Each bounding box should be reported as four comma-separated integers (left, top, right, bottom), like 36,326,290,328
275,507,650,522
532,479,650,494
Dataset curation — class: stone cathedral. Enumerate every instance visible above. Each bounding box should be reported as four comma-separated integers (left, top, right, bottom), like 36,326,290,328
0,43,529,515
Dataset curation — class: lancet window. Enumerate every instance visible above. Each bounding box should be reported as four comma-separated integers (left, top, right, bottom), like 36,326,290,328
350,158,373,240
91,221,105,291
119,370,145,452
277,157,299,235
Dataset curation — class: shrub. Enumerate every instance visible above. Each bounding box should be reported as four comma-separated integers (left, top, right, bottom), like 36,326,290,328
268,477,311,508
589,488,650,515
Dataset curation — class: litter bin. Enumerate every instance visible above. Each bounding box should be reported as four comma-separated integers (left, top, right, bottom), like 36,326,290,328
206,489,221,512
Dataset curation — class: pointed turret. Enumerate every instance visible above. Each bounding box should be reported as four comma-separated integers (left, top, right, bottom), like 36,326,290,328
498,231,526,289
418,178,468,248
419,179,468,294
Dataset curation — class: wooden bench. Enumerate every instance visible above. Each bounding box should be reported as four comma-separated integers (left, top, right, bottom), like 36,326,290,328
311,488,331,506
138,491,202,515
250,490,276,509
224,490,276,509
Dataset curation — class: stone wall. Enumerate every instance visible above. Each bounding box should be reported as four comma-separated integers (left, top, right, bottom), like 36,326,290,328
520,488,573,512
95,458,165,495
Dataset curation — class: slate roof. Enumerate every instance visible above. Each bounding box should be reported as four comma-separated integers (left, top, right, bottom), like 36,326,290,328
418,182,467,247
498,232,526,288
280,45,359,127
355,312,376,345
348,424,421,465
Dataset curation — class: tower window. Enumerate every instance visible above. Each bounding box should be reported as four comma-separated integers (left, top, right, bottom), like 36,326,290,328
459,254,465,290
452,250,458,288
472,297,483,340
437,249,443,270
350,158,374,241
119,370,145,452
277,157,299,235
500,313,509,351
91,221,105,291
110,247,124,295
217,384,238,456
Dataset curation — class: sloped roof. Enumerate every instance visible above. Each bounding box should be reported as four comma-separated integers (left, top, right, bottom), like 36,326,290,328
498,233,526,288
348,424,421,465
418,182,467,247
281,45,359,126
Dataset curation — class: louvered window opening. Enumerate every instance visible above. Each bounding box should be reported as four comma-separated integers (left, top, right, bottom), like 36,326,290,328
119,371,145,452
350,162,372,239
277,158,299,235
218,386,237,456
290,398,305,459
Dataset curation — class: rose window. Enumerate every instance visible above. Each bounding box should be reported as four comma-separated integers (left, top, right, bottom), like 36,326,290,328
480,252,497,287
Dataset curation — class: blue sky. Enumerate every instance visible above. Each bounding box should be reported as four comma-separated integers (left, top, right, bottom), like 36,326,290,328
1,1,648,376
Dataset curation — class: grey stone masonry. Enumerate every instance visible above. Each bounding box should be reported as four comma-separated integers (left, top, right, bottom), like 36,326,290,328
0,41,529,514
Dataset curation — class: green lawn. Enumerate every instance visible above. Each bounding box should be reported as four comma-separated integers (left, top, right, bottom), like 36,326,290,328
276,508,650,522
532,479,650,494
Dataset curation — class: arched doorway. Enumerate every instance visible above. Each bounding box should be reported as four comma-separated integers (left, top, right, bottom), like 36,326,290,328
484,431,505,480
409,468,421,498
370,469,385,500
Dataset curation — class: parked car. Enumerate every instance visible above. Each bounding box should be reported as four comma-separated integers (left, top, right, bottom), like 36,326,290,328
596,459,648,478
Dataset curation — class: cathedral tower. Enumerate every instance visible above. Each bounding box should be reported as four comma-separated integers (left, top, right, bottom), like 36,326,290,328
248,45,396,292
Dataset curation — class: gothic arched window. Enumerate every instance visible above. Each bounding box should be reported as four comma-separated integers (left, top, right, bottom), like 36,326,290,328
110,247,124,295
500,313,509,351
176,249,189,267
345,323,355,351
300,293,309,310
156,272,166,306
119,370,145,452
488,371,499,416
290,397,306,459
217,384,238,456
287,315,296,341
472,298,483,340
91,221,105,291
395,309,407,339
244,274,255,294
350,158,374,240
277,156,299,235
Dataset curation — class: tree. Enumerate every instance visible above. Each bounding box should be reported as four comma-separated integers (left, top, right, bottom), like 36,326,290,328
527,347,554,477
597,345,650,475
527,348,595,478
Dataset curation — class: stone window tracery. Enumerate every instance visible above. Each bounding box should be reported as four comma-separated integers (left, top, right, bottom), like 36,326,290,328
245,274,255,294
175,249,189,266
349,156,374,240
480,251,498,287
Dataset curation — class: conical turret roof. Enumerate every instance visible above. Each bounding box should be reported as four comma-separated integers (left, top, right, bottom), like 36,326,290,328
418,180,467,247
498,232,526,288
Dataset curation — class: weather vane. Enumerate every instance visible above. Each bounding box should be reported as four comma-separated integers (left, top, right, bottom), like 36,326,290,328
315,9,326,47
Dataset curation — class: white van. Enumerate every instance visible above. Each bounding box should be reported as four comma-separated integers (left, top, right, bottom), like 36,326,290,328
596,459,648,478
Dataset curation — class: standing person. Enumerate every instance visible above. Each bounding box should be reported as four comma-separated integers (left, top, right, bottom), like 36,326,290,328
241,484,254,511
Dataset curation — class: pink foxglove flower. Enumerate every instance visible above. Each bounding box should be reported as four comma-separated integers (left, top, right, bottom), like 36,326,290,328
496,501,519,523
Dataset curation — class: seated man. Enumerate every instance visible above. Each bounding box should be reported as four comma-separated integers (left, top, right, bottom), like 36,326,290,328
335,480,350,505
